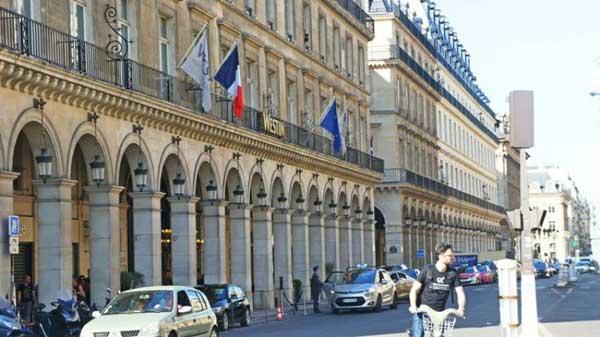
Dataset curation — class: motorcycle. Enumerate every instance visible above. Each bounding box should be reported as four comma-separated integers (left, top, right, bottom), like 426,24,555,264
33,289,81,337
0,298,35,337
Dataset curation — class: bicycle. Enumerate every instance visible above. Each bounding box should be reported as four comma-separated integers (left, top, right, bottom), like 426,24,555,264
413,305,464,337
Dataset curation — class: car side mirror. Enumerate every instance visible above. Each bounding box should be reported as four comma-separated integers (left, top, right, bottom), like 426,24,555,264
381,280,388,285
91,311,101,318
178,306,192,315
230,294,238,300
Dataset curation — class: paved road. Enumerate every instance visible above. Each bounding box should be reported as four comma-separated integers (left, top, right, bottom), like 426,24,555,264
222,273,600,337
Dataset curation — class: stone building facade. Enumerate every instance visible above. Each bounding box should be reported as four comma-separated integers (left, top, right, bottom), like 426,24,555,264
0,0,382,309
368,0,505,268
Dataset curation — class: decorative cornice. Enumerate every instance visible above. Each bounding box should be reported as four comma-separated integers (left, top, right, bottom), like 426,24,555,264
0,51,381,185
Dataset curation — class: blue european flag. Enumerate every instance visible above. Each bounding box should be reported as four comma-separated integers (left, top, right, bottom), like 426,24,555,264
319,99,345,154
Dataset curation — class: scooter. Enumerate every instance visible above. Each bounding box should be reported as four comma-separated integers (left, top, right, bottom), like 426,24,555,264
33,290,81,337
0,298,36,337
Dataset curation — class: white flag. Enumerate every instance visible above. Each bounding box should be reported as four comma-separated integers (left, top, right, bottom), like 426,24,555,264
180,28,212,112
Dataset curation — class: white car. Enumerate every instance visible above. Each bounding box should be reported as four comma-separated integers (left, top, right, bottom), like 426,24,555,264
80,286,218,337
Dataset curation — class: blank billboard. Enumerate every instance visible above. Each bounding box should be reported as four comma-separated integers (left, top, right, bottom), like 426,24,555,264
508,91,534,148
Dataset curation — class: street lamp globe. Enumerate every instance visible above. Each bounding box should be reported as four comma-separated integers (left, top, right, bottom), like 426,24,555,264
313,198,323,214
233,185,244,204
35,148,53,183
134,161,148,192
257,187,267,207
206,180,217,201
277,192,288,210
296,194,305,212
172,172,186,199
89,155,106,186
328,201,337,217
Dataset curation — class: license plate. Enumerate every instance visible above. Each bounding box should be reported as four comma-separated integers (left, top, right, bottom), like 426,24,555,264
342,298,357,303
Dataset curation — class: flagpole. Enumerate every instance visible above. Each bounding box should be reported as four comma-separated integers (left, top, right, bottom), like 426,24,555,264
177,22,209,69
318,98,336,126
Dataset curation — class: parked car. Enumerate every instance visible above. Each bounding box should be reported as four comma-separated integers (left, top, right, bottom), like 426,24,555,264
458,266,480,285
326,267,397,313
480,261,498,280
576,261,592,273
534,261,552,278
80,286,218,337
389,270,415,300
476,265,496,284
195,284,251,331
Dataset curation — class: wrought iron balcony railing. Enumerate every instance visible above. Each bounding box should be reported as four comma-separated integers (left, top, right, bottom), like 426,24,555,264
0,7,383,173
334,0,375,33
369,45,498,142
382,168,506,214
369,2,496,119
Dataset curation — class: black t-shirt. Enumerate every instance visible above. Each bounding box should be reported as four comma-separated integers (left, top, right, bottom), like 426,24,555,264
17,283,35,303
416,264,461,311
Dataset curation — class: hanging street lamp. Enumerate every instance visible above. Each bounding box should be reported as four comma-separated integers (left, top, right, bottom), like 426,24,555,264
172,136,185,199
206,180,217,201
277,192,288,210
313,197,323,214
233,184,244,204
133,124,148,192
329,201,337,217
296,194,305,212
33,97,52,183
88,112,105,186
257,187,268,207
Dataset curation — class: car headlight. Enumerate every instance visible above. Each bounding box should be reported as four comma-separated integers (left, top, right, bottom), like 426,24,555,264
212,305,225,313
0,316,20,330
363,288,375,296
139,322,161,337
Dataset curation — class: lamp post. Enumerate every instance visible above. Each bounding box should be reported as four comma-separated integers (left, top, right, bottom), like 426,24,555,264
133,124,148,192
33,97,53,183
88,112,106,186
172,136,185,199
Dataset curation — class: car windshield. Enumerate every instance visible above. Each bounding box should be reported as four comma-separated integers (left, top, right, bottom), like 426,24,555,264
577,262,590,266
103,290,173,315
477,266,488,273
198,287,227,304
463,267,476,273
339,270,376,284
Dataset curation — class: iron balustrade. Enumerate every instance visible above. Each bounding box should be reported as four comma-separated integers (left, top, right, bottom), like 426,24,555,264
333,0,375,33
0,6,383,173
369,3,495,119
369,45,498,142
382,168,505,214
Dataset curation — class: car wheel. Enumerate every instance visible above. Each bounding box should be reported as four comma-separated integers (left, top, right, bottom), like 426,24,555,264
391,293,398,309
219,313,229,331
168,332,177,337
241,308,251,327
210,328,219,337
374,295,383,312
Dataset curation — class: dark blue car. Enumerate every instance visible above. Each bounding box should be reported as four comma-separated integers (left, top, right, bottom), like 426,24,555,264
533,261,551,278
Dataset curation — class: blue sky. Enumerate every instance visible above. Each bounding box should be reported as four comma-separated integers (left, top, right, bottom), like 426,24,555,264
435,0,600,217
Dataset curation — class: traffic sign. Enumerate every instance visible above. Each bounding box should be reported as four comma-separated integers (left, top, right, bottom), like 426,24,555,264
9,244,18,255
416,249,425,258
8,215,19,237
9,237,18,246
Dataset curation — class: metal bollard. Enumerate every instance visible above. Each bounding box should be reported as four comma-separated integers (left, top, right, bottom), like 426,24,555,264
496,259,519,337
555,263,569,287
568,261,578,283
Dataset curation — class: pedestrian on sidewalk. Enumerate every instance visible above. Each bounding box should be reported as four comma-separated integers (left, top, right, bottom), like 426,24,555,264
17,274,36,324
310,265,323,313
408,243,466,337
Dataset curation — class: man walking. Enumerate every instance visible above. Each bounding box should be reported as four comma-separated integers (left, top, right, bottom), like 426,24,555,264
17,274,36,324
409,243,466,337
310,265,323,313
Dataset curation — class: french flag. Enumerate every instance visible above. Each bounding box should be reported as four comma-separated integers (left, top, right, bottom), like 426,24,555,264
214,43,244,119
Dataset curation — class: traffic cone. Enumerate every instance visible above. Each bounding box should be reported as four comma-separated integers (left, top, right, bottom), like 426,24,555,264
276,305,283,320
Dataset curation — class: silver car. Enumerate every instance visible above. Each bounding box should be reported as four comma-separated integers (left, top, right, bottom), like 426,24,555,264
80,286,219,337
325,268,397,313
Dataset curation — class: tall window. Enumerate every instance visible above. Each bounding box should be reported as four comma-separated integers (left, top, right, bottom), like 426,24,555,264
303,88,314,128
303,2,311,51
345,35,353,78
159,16,172,99
359,117,365,151
266,0,276,30
333,25,341,71
71,1,86,40
244,0,255,16
246,60,259,108
285,0,295,42
17,0,32,17
267,71,279,116
318,15,327,63
358,44,365,84
287,80,297,124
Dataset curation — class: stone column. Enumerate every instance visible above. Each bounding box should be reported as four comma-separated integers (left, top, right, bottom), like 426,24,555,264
292,211,310,290
35,179,77,306
363,220,376,267
86,185,125,308
426,223,434,263
201,200,228,284
273,209,293,301
252,207,275,309
229,204,252,299
338,216,353,269
309,213,326,280
325,215,340,271
401,219,412,267
352,217,364,265
130,191,164,287
169,196,200,286
0,172,19,300
419,220,428,268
